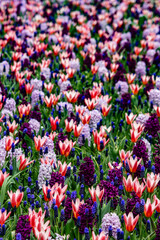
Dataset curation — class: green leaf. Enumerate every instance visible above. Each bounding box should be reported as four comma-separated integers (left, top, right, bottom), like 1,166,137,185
101,200,111,220
64,219,75,235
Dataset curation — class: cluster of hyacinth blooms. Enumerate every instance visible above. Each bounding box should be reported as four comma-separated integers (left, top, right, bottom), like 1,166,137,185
0,0,160,239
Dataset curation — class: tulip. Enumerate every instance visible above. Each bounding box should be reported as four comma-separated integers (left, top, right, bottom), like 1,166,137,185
59,139,76,157
66,68,76,78
34,136,47,151
92,231,108,240
75,105,87,115
44,96,53,108
25,83,34,94
18,104,32,118
125,113,137,125
101,104,112,117
126,73,136,84
130,129,142,143
73,124,83,137
7,189,24,208
7,120,18,133
53,192,66,208
48,132,58,141
5,136,18,152
42,185,54,202
50,94,60,106
44,83,54,93
111,63,119,72
0,170,9,187
50,116,60,131
141,75,150,85
108,162,122,170
154,195,160,213
18,154,34,171
65,119,75,132
29,208,45,228
34,228,50,240
131,121,144,133
124,212,139,232
72,198,84,219
144,173,160,193
119,150,132,163
133,178,146,198
144,198,158,218
89,88,101,99
84,98,98,110
130,84,142,95
89,186,104,202
126,156,142,173
79,113,91,124
123,175,135,192
64,90,80,103
91,65,99,74
0,210,11,226
154,105,160,117
134,46,142,55
58,161,71,176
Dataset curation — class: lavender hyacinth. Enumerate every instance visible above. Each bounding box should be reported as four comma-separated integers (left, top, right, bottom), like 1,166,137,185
115,81,129,95
102,213,121,239
78,124,91,147
4,98,16,112
135,61,146,77
148,89,160,106
89,110,102,130
31,90,44,106
38,162,52,188
28,119,40,134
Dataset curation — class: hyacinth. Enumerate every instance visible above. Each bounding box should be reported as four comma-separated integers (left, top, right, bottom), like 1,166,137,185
99,180,118,208
0,136,6,167
136,113,150,125
148,89,160,106
56,102,73,116
8,148,23,164
79,157,95,186
19,122,32,149
31,90,44,106
155,217,160,240
78,124,91,147
135,61,146,77
156,77,160,89
115,81,129,95
1,109,13,121
4,98,16,112
89,110,102,130
77,89,91,105
126,192,141,217
41,67,51,81
38,162,52,188
96,98,108,112
69,59,80,71
144,113,160,138
142,138,151,160
78,202,94,234
102,213,121,239
146,49,156,63
133,139,149,168
108,168,123,187
42,137,54,152
30,78,42,91
0,61,9,76
28,118,40,134
64,197,72,224
121,93,131,109
29,105,41,122
16,215,32,240
49,172,64,187
154,140,160,175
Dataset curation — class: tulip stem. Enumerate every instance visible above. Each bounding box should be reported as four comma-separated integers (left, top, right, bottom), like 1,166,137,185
140,214,142,239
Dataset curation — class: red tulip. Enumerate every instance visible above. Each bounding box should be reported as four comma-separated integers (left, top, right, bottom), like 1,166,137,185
144,198,157,218
89,186,104,202
0,210,11,226
7,189,24,208
18,154,34,171
0,170,9,187
124,212,139,232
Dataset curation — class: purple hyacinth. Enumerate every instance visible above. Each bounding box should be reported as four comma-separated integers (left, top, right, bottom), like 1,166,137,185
78,202,94,234
99,180,118,208
79,157,95,186
49,172,64,187
16,215,32,240
64,197,72,224
144,113,160,138
126,192,141,217
155,217,160,240
108,168,123,187
133,139,149,168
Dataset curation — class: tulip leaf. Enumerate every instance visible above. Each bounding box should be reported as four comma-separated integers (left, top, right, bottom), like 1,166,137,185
101,200,111,220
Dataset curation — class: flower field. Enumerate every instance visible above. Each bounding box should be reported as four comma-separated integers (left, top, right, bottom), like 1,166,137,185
0,0,160,239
